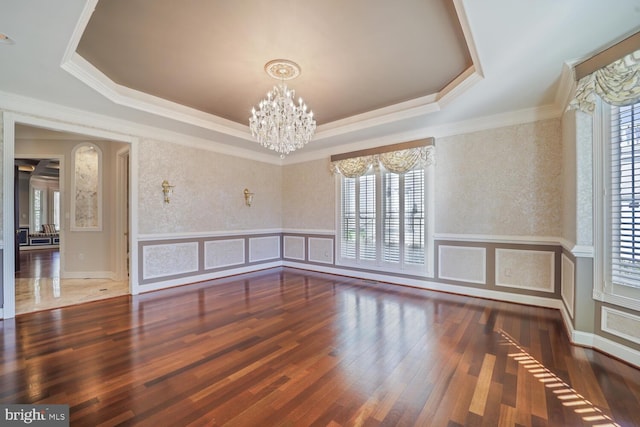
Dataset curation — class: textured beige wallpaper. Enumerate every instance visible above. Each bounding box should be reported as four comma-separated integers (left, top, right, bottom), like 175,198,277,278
282,158,335,230
436,119,562,236
138,139,282,234
562,111,577,244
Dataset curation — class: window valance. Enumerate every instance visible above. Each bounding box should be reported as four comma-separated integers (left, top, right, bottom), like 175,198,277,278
330,138,435,178
569,49,640,113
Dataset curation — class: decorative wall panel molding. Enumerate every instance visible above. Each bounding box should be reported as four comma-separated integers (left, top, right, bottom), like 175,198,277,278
601,306,640,345
561,253,575,318
249,235,281,262
143,242,199,280
438,245,486,284
205,239,245,269
308,237,334,264
496,249,554,292
283,236,305,261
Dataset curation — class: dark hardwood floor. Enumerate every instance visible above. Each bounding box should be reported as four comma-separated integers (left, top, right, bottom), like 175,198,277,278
1,268,639,426
15,247,60,278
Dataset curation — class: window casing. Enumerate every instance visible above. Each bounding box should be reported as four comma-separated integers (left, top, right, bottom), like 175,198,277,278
598,100,640,309
337,166,432,275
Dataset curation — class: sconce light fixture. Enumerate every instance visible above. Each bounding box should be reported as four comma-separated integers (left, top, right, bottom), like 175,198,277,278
244,188,254,206
162,180,175,203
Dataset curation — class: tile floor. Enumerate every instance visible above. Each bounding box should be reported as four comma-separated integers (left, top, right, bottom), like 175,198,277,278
14,248,129,314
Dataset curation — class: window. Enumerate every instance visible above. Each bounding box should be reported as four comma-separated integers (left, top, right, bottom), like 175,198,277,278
599,100,640,308
29,178,59,233
338,167,428,273
52,189,60,231
31,187,44,233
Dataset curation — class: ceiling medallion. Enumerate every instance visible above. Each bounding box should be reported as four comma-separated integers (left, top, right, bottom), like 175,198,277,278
249,59,316,158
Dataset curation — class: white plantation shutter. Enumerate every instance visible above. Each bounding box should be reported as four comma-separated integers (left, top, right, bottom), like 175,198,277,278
341,178,356,260
611,102,640,289
404,169,425,265
359,174,377,261
383,172,400,263
333,139,433,273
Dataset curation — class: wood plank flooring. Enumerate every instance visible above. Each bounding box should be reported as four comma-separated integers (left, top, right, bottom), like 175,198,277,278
1,268,639,426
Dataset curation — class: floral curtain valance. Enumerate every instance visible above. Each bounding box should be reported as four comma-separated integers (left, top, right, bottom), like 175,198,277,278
569,49,640,113
330,145,435,178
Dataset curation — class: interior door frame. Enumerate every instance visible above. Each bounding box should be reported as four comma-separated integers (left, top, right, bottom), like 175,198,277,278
2,112,139,319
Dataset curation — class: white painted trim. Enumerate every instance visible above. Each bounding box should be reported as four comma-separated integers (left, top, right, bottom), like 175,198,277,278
571,245,594,258
129,139,140,295
0,91,283,166
283,104,564,165
138,262,282,293
453,0,483,79
601,306,640,345
555,62,577,113
591,334,640,369
62,53,252,141
115,147,129,282
62,271,117,280
561,253,575,319
2,112,141,318
283,261,563,309
434,233,562,246
282,229,335,235
138,229,283,241
2,112,17,319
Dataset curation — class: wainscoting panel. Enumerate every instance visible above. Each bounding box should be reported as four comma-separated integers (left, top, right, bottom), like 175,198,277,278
142,242,199,280
205,238,245,269
496,248,554,293
601,306,640,345
249,235,281,263
283,236,305,261
561,253,575,318
438,245,486,284
308,237,334,264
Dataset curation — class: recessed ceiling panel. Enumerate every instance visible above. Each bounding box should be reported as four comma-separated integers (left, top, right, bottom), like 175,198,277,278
77,0,471,125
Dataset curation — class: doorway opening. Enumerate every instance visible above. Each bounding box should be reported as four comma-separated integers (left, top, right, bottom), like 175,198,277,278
3,114,138,318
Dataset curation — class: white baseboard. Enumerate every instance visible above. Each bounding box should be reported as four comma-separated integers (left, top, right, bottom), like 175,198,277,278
61,271,116,280
559,305,640,367
138,262,282,293
283,261,563,310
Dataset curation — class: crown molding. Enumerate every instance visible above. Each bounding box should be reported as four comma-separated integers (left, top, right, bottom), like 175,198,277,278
555,62,577,113
0,90,283,165
282,102,564,165
61,53,251,141
58,0,487,151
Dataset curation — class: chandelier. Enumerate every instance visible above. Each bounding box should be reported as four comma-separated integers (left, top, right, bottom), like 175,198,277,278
249,59,316,158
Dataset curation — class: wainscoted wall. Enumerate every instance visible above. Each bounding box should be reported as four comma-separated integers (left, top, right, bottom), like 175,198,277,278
561,252,576,319
596,303,640,354
435,241,561,298
138,233,281,288
282,233,335,266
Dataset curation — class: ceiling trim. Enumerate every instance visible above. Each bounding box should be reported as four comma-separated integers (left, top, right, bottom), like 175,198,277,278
60,0,485,145
61,53,252,140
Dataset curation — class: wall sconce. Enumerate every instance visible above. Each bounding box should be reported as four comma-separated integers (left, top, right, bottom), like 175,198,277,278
244,188,254,206
162,180,175,203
